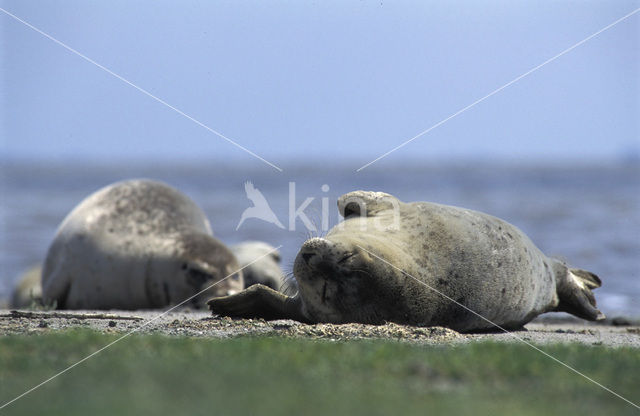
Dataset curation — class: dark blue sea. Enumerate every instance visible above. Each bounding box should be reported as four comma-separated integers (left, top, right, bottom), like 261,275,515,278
1,159,638,317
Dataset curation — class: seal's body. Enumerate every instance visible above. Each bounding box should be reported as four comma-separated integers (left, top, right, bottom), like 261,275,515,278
10,265,43,308
209,191,603,332
43,179,243,310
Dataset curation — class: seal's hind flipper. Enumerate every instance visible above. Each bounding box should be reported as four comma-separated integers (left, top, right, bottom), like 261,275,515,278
569,268,601,289
207,284,309,322
555,268,605,321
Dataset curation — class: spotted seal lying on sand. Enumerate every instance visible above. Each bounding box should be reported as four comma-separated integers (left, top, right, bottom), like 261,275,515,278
231,241,285,290
42,179,243,309
209,191,604,332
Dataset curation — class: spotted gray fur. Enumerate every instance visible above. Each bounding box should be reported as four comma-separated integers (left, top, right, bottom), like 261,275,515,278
209,190,603,332
42,179,243,310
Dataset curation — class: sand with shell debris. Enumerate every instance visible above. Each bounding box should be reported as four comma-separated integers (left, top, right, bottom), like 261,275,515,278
2,309,639,347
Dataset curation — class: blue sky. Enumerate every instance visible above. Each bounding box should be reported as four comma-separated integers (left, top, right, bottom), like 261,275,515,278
1,1,638,167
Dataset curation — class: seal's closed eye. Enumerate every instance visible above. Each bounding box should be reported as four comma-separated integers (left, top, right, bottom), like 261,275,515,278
338,252,356,264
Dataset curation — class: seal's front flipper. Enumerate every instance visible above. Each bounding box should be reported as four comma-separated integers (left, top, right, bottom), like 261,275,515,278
207,284,310,323
555,267,605,321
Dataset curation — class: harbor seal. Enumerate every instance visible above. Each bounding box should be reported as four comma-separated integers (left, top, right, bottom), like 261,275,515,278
10,265,43,308
231,241,285,290
42,179,243,310
208,190,604,332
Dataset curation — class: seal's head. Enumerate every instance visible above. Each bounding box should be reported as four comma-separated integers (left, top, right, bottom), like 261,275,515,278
167,232,244,308
294,236,416,324
232,241,285,290
293,192,416,324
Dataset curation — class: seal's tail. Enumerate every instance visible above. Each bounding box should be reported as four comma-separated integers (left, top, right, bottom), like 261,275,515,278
555,267,605,321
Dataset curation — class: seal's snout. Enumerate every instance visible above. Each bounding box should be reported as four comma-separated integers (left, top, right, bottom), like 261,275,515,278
297,238,339,269
295,238,361,279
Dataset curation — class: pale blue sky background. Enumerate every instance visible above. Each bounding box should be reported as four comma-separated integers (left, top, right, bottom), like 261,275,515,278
1,1,639,167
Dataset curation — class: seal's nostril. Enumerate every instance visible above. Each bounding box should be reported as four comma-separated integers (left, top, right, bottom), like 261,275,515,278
302,252,314,264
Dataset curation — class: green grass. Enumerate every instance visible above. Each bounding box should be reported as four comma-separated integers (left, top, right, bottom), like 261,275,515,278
0,331,638,415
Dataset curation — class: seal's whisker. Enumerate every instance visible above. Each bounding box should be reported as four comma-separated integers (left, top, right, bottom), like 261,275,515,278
280,271,299,296
305,206,322,237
